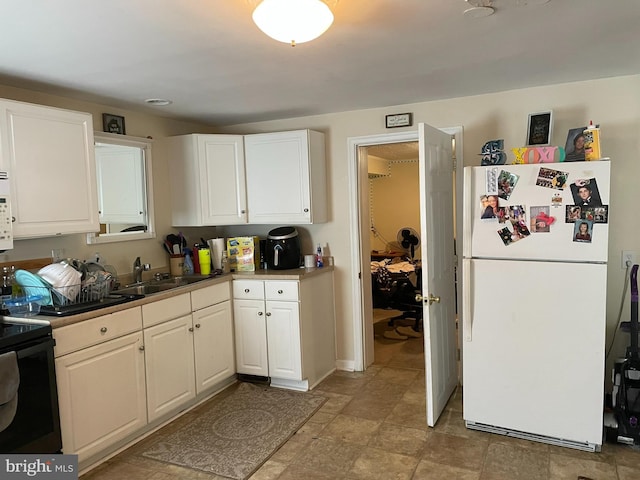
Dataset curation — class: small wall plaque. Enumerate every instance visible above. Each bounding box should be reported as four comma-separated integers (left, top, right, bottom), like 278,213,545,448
385,113,413,128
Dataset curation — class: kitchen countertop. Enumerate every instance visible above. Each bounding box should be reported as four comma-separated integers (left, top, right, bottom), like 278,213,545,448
8,266,334,329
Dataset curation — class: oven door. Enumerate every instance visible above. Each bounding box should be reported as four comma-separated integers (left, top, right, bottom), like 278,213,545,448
0,336,62,453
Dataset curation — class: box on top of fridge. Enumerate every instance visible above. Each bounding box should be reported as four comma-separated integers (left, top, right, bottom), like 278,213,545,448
226,236,260,271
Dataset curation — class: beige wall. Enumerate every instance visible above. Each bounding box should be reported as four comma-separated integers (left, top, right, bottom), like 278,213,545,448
218,74,640,372
369,160,421,260
1,75,638,374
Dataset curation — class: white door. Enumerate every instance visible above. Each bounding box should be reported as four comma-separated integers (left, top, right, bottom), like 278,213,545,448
418,123,458,426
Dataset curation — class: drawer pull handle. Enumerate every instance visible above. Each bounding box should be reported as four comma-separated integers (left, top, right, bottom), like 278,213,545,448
195,323,201,328
100,327,108,333
139,345,145,351
266,312,272,316
245,288,250,293
258,311,263,316
278,289,283,294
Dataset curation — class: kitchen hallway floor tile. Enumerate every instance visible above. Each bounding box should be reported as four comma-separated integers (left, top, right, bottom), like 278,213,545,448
80,334,640,480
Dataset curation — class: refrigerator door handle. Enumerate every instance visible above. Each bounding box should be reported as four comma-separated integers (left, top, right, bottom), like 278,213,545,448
463,258,472,342
462,167,473,258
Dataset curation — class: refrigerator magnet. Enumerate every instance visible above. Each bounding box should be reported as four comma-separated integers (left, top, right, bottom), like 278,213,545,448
486,167,499,195
570,178,603,207
497,170,519,200
536,167,569,190
573,220,593,243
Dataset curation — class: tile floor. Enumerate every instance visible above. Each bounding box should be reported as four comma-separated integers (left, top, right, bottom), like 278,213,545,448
81,324,640,480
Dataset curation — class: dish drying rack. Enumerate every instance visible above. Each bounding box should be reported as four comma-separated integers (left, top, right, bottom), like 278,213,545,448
23,278,112,307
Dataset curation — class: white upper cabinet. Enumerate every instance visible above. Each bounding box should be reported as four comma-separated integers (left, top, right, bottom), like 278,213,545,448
0,99,99,238
244,129,327,224
168,134,247,226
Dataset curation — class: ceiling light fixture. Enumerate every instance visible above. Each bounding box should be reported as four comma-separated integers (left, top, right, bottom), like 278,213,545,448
463,0,495,17
252,0,334,47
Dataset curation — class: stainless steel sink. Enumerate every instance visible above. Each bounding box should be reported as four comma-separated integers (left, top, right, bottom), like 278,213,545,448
113,275,213,296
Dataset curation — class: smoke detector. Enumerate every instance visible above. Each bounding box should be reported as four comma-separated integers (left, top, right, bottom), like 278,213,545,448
463,0,495,18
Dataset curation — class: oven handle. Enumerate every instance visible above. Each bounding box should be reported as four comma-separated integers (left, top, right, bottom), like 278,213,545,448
15,337,56,359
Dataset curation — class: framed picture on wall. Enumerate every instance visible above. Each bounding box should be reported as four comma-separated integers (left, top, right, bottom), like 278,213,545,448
102,113,126,135
526,111,553,146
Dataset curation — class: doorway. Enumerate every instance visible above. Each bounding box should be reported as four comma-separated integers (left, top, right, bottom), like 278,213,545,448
347,127,464,372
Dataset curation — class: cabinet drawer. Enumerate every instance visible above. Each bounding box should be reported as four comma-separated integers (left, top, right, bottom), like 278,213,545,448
233,280,265,300
191,281,231,311
142,293,191,328
53,307,142,357
265,281,299,301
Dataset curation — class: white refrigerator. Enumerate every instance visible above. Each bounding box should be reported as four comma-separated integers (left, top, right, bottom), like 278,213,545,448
462,160,611,451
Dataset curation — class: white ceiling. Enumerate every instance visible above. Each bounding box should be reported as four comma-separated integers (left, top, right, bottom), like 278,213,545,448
2,0,639,127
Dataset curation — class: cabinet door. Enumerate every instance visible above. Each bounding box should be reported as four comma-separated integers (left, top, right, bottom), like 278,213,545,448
266,300,302,380
55,332,146,461
193,301,235,393
244,130,313,224
144,315,196,422
168,134,247,226
0,100,99,238
197,135,247,225
233,298,268,376
95,143,145,225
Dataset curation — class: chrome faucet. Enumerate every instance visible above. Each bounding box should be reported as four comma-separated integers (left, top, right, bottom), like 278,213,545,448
132,256,151,284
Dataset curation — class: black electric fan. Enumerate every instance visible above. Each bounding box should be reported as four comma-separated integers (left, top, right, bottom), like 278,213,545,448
397,227,420,259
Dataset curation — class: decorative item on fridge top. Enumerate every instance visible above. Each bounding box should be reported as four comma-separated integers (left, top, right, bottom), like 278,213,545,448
526,111,553,146
479,139,506,166
564,127,587,162
584,121,602,161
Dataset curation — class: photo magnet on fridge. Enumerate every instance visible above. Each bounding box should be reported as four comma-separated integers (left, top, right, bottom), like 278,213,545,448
497,170,519,200
566,205,582,223
573,219,593,243
536,167,569,190
570,178,603,207
583,206,608,224
530,206,554,232
498,227,513,246
486,167,499,195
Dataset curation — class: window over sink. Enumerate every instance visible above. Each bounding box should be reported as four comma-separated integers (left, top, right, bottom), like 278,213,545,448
86,132,155,244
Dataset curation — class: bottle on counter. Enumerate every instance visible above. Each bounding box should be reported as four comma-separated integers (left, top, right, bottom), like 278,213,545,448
221,250,230,274
316,244,324,268
183,249,195,275
1,266,12,315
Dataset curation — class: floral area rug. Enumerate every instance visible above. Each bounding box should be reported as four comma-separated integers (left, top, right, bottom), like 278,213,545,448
142,382,326,479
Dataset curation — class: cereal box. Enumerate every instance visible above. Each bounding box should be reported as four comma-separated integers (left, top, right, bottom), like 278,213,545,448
226,236,261,271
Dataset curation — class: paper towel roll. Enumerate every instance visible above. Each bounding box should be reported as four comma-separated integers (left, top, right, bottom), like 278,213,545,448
207,238,225,270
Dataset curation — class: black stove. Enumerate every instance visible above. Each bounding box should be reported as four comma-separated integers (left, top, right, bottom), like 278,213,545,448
0,320,52,351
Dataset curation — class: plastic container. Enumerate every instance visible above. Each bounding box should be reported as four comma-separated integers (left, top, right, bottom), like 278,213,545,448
183,250,195,275
316,244,324,268
584,121,601,161
198,248,211,275
5,295,44,317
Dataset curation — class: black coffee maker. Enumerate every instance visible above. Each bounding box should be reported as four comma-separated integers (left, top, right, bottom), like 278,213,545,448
266,226,301,270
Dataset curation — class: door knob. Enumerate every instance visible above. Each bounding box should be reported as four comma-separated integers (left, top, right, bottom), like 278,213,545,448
416,293,441,305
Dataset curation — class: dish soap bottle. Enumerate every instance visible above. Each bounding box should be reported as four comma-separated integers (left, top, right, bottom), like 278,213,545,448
316,244,324,268
183,248,195,275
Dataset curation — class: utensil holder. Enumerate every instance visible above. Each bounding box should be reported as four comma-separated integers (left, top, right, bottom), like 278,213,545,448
169,255,184,276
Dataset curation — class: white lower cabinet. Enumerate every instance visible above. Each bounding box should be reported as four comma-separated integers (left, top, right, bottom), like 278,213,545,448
143,283,235,422
143,314,196,421
53,280,236,470
54,308,146,463
233,274,335,391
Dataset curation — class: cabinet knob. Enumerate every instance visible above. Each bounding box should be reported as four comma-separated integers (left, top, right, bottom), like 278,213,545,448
304,208,309,213
139,345,145,351
100,327,107,333
258,311,263,316
266,312,272,316
245,288,250,293
195,323,201,328
188,327,194,332
241,209,246,214
278,289,283,294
